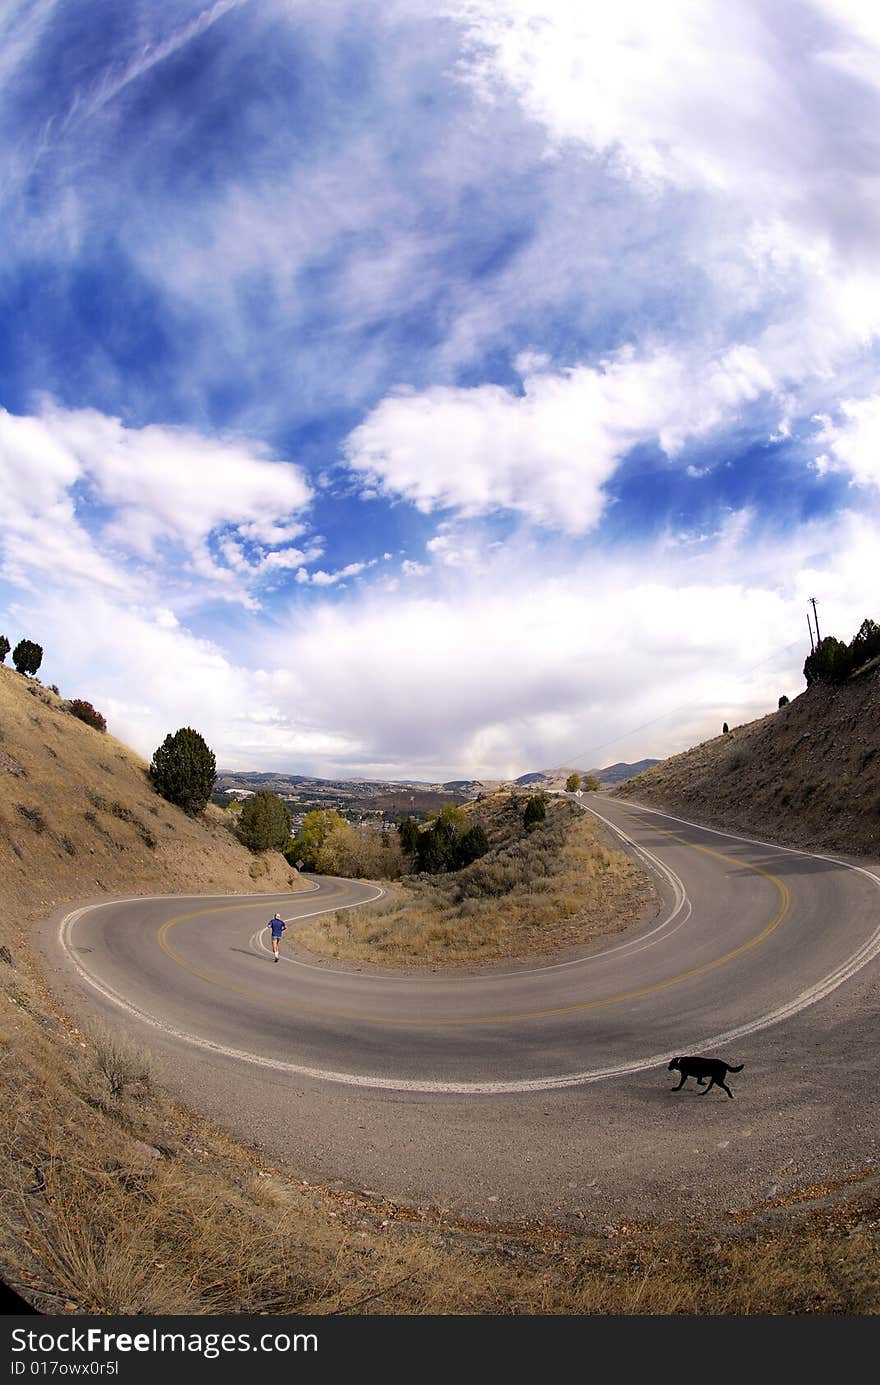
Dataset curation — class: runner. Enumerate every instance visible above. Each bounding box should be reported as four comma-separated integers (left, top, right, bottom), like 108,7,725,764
268,912,286,962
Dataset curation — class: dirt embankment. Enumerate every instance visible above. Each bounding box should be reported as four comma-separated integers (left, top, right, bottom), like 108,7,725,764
614,662,880,858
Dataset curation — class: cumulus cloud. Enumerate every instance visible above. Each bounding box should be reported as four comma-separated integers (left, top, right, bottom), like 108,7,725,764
247,506,878,778
345,346,775,533
2,3,878,784
0,402,314,604
7,489,875,780
812,397,880,487
452,1,880,251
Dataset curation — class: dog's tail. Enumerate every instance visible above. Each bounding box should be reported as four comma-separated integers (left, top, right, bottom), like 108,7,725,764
728,1062,744,1072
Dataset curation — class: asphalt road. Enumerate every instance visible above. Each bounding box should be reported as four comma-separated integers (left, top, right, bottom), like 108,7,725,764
39,797,880,1225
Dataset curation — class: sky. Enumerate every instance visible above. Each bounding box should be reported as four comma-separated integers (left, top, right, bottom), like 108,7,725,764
1,0,878,782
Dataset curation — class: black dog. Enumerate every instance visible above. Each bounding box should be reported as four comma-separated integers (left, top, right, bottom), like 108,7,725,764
668,1055,744,1098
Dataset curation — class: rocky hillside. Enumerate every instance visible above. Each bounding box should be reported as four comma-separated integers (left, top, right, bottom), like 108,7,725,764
613,660,880,858
0,665,302,946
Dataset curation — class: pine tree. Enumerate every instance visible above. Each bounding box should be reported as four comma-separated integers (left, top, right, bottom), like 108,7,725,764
149,728,216,815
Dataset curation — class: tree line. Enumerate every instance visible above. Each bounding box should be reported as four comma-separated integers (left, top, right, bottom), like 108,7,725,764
803,617,880,687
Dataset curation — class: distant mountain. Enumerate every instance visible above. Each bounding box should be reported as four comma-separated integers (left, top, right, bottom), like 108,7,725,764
589,759,661,785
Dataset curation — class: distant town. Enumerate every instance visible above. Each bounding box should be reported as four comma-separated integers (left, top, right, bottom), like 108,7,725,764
212,761,660,833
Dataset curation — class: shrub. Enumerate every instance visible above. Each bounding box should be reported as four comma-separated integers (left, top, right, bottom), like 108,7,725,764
67,699,107,732
87,794,156,848
237,791,291,852
12,639,42,676
582,774,601,791
804,635,851,686
149,727,216,815
16,803,46,832
0,635,9,663
778,694,790,708
523,794,546,828
87,1022,153,1104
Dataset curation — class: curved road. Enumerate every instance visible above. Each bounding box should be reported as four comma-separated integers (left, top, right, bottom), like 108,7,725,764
39,797,880,1224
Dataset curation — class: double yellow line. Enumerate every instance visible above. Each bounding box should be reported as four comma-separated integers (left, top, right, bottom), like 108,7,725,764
155,834,790,1026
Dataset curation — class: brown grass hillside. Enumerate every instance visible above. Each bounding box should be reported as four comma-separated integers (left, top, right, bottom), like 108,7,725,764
0,665,302,918
614,660,880,858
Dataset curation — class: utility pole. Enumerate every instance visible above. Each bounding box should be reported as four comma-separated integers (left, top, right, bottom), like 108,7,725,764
807,611,815,653
809,597,821,644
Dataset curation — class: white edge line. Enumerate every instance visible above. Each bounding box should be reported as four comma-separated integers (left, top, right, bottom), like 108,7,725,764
58,808,880,1094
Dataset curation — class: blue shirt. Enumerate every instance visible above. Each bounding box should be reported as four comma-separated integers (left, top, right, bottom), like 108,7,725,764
269,917,286,939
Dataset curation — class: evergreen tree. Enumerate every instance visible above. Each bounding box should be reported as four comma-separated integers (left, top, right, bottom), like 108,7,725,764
238,791,291,851
12,639,42,676
523,794,546,828
397,815,420,854
149,727,216,815
803,635,851,686
456,823,490,867
0,635,9,663
848,618,880,672
778,694,790,709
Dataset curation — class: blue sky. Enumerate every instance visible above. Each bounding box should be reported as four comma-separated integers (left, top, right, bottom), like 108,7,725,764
1,0,877,780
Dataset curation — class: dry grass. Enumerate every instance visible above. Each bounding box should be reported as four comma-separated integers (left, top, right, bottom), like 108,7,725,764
297,798,656,966
2,955,879,1315
3,1025,879,1316
2,1004,880,1316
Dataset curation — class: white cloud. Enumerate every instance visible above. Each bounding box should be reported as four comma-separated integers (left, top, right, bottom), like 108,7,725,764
8,495,875,781
812,397,880,487
253,506,878,778
258,544,325,573
451,1,880,254
345,345,775,533
0,402,314,605
447,0,880,410
307,560,375,587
